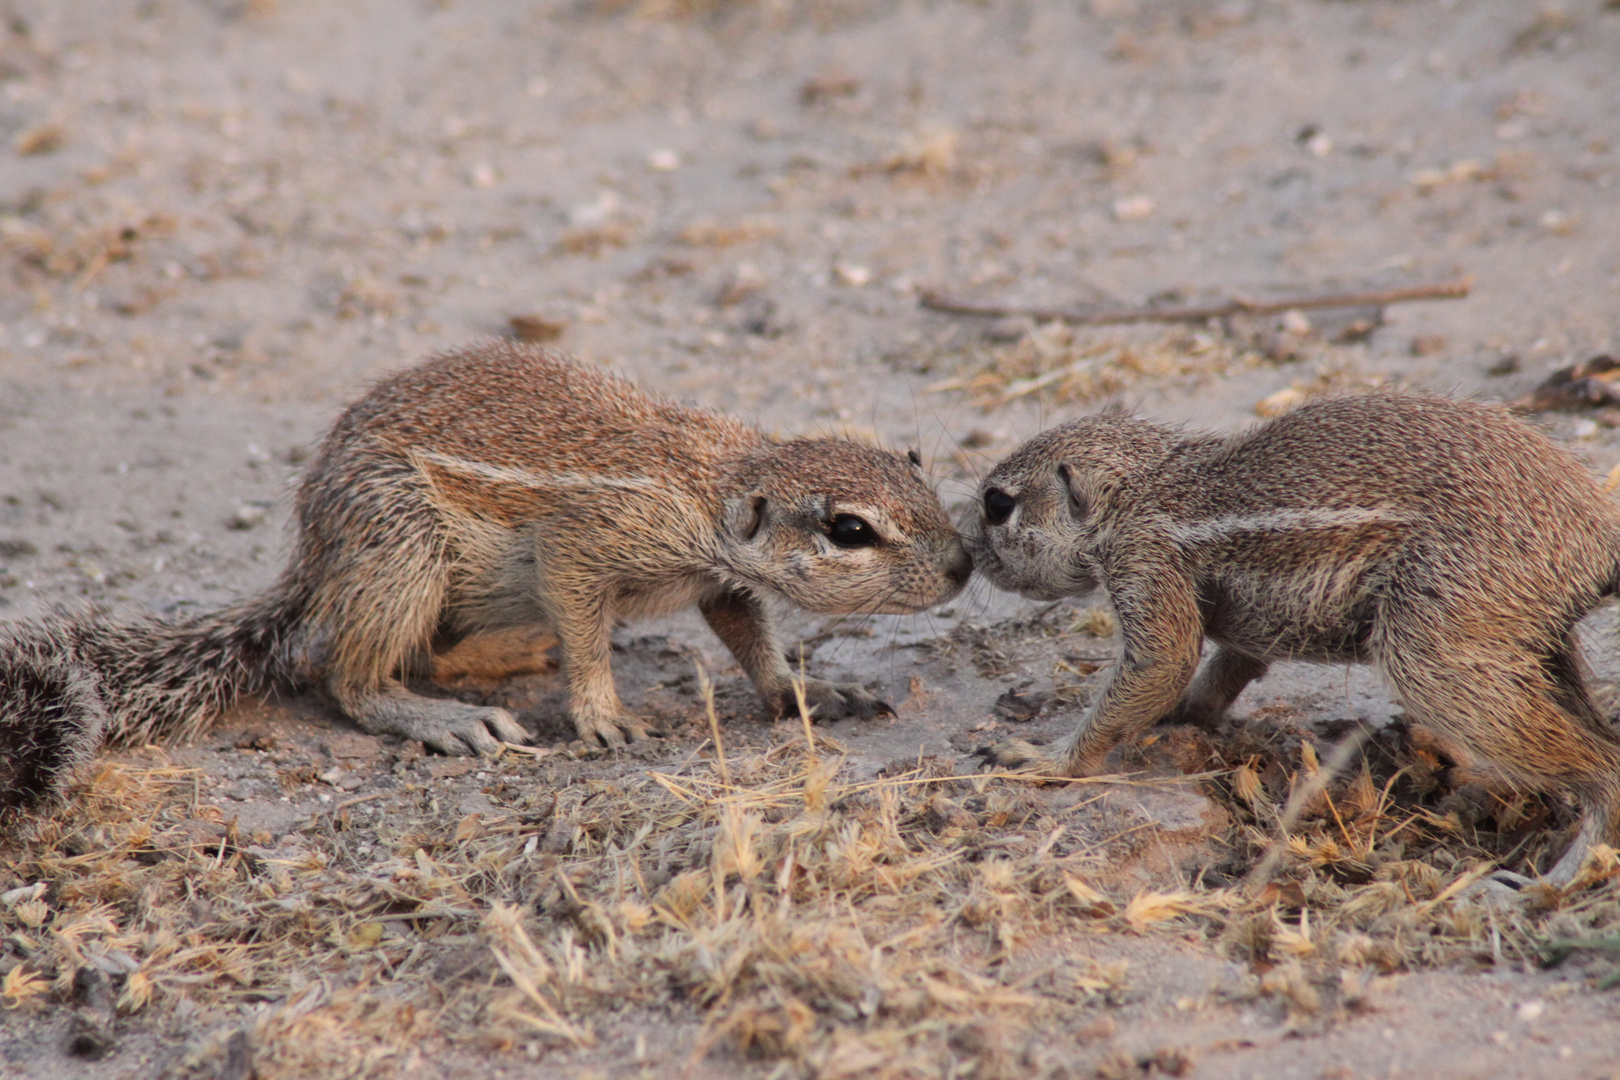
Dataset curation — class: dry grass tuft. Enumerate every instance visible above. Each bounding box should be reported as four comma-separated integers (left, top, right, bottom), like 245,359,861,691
0,681,1197,1077
8,666,1620,1076
926,325,1262,409
1195,712,1620,998
923,320,1391,413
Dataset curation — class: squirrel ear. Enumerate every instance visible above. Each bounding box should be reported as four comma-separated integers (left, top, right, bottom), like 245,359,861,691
726,494,769,541
1056,463,1088,520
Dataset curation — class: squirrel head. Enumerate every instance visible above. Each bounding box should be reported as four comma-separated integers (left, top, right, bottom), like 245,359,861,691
721,439,972,614
968,414,1173,601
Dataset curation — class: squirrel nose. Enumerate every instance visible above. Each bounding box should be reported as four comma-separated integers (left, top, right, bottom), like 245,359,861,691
946,548,974,585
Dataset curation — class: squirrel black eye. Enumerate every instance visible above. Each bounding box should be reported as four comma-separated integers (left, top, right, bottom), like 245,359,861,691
907,449,922,467
983,487,1016,526
827,514,878,548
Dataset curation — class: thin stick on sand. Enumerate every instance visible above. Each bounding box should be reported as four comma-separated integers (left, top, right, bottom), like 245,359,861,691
919,277,1472,327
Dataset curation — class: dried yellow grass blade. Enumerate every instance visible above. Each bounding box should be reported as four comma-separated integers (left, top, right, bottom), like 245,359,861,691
1122,889,1231,932
482,904,591,1047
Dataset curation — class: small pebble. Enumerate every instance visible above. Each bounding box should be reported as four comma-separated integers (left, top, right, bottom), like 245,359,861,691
646,148,681,172
14,123,65,156
1279,309,1312,335
1486,355,1521,376
508,314,566,343
229,505,267,530
1409,334,1448,357
1112,195,1155,221
985,316,1035,343
833,263,872,287
1541,209,1575,234
959,429,994,449
1255,387,1306,418
718,262,766,305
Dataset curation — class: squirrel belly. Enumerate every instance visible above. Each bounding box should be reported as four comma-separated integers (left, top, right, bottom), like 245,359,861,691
0,342,971,815
970,392,1620,887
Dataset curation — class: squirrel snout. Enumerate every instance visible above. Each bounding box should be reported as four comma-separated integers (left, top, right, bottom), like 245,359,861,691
946,547,974,586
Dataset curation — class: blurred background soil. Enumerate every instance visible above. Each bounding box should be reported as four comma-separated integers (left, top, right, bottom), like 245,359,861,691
2,1,1619,1077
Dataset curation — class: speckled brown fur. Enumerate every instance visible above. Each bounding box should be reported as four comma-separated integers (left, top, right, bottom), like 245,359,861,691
0,342,970,809
969,392,1620,885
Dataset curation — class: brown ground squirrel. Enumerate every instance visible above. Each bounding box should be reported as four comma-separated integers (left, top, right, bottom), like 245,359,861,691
0,342,971,814
969,392,1620,885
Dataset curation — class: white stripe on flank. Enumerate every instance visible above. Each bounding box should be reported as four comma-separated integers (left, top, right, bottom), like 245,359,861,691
1171,507,1404,547
416,451,659,492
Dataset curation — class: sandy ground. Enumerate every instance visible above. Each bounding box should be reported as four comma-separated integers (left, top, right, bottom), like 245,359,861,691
3,0,1620,1076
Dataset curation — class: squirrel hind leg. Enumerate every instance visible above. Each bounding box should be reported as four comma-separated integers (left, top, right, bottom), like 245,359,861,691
333,682,530,756
302,511,532,754
1161,646,1268,731
1379,631,1620,884
0,650,109,814
429,626,559,684
1543,791,1620,887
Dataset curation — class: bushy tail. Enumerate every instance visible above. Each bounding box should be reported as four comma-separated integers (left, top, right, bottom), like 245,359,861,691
0,639,108,817
0,584,306,815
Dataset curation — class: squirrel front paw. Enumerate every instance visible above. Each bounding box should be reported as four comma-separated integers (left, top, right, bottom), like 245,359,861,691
773,678,894,722
976,738,1105,778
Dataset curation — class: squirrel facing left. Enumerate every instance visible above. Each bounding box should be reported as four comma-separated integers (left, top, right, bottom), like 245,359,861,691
0,342,972,815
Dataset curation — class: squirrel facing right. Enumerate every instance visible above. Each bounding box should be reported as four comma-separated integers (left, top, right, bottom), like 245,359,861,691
1,343,971,815
969,392,1620,886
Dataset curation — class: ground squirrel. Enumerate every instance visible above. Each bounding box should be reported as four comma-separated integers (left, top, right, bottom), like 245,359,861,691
0,342,971,814
969,392,1620,885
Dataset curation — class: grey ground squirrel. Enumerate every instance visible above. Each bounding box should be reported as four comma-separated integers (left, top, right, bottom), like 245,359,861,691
969,392,1620,885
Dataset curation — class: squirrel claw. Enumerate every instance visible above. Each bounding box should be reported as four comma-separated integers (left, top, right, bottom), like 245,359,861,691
784,678,891,722
419,705,528,757
576,713,660,749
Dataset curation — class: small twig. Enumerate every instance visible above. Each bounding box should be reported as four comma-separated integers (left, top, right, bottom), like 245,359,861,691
74,248,114,291
372,908,477,922
336,791,392,812
919,277,1472,327
1414,861,1498,915
496,740,552,758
